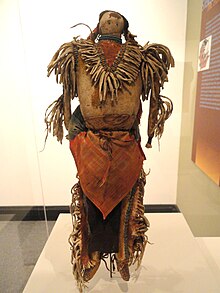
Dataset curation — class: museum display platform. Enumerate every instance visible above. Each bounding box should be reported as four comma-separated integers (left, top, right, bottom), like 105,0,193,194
23,213,220,292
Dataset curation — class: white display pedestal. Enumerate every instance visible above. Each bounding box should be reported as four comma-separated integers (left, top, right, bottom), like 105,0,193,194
23,213,219,292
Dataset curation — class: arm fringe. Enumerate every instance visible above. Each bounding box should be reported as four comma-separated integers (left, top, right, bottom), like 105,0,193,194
153,95,173,139
44,95,64,144
141,43,174,146
46,40,78,144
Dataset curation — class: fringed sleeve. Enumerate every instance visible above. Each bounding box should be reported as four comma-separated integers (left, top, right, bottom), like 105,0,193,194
45,40,78,143
141,43,174,148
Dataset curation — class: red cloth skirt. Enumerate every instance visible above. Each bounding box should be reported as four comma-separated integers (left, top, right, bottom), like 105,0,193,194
70,130,145,219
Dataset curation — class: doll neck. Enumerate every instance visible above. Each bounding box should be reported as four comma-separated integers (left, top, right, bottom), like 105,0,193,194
98,34,122,44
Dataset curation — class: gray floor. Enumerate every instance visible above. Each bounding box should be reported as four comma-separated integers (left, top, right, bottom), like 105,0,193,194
0,219,55,293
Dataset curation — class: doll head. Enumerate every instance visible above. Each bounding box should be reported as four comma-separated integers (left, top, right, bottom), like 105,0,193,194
88,10,134,42
98,11,126,36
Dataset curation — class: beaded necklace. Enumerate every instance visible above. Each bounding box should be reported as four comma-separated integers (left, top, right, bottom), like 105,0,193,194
98,34,122,44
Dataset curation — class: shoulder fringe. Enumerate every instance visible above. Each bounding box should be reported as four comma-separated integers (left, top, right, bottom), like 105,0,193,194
45,39,142,143
45,40,78,143
141,43,174,100
141,43,174,142
45,39,174,144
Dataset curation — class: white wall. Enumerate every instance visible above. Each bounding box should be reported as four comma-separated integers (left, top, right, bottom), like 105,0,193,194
0,0,187,206
177,0,220,237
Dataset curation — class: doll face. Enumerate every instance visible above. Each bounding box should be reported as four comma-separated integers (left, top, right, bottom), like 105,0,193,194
99,11,124,36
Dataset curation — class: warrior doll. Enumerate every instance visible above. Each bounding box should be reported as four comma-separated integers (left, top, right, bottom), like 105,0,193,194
45,10,174,292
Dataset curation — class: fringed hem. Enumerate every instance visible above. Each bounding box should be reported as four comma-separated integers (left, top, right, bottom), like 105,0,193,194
69,183,101,292
128,169,150,268
68,171,149,289
68,182,86,293
116,169,150,278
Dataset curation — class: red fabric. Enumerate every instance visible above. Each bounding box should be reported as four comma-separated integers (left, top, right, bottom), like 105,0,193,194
70,131,145,219
99,40,121,66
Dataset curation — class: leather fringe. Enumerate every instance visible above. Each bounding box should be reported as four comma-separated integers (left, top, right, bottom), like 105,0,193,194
68,182,85,292
141,43,174,141
117,169,150,271
69,170,149,290
46,38,174,145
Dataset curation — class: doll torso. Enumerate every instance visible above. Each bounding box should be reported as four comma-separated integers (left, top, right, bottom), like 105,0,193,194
77,40,142,130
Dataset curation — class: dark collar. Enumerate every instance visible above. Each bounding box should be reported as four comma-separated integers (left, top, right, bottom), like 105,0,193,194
98,34,122,44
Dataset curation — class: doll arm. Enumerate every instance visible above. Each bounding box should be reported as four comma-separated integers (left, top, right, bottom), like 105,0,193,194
141,43,174,148
45,40,78,143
